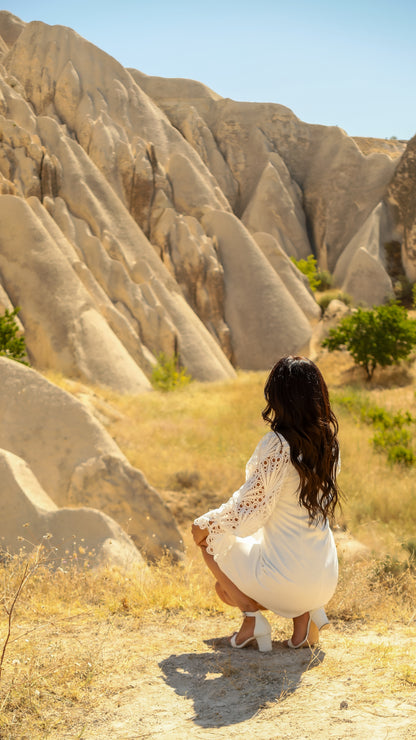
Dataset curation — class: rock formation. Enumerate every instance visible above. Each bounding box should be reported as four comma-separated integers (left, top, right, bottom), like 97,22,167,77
384,135,416,281
0,11,413,391
0,357,183,562
1,10,415,568
0,448,145,569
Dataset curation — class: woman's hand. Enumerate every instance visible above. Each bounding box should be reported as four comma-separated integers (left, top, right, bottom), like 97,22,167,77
191,523,209,547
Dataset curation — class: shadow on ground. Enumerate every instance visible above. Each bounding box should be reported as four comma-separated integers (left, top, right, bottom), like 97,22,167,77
159,638,325,728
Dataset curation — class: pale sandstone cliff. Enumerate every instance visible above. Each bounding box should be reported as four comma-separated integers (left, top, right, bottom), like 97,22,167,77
1,11,415,566
0,11,413,390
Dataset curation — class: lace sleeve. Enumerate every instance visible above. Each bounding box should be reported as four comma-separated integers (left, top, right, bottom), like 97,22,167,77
194,432,290,555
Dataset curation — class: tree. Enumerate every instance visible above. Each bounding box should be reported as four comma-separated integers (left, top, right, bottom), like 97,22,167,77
322,303,416,379
0,307,29,364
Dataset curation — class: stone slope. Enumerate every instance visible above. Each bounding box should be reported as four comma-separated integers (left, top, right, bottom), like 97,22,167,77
384,135,416,280
133,73,404,271
0,11,413,390
0,447,145,569
0,357,183,562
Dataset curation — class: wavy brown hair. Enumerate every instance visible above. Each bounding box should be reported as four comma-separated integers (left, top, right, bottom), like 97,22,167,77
262,356,340,523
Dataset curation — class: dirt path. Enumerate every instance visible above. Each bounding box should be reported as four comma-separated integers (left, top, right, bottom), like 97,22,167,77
55,616,416,740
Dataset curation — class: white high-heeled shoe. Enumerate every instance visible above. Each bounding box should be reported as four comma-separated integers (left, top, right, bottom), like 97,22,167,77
287,607,330,649
230,610,272,652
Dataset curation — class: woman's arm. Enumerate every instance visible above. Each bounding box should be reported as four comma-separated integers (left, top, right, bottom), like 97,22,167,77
193,433,291,543
191,522,209,546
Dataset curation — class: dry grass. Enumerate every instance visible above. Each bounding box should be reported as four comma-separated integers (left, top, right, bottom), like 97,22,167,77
352,136,406,157
45,356,416,548
108,371,267,497
1,356,415,737
1,530,415,738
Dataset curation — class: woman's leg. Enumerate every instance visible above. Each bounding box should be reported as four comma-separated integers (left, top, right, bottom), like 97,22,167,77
290,612,311,646
200,545,266,645
200,546,261,611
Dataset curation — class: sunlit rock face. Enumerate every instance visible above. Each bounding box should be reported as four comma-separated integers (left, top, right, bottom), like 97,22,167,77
384,135,416,281
0,11,411,388
0,358,184,563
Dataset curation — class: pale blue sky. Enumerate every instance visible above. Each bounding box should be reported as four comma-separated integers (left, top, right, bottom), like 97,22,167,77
6,1,416,139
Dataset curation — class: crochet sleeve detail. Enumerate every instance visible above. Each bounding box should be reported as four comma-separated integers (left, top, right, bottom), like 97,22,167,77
194,433,290,555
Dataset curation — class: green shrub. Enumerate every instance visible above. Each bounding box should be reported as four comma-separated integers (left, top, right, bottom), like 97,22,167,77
315,269,333,291
291,255,333,293
372,428,415,465
393,275,414,306
0,307,28,365
150,353,191,391
316,290,352,314
290,254,320,292
322,302,416,379
333,389,416,466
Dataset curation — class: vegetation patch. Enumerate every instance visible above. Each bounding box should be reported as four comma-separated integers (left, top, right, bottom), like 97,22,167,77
0,307,29,365
323,302,416,379
333,387,416,465
150,352,192,391
290,254,332,292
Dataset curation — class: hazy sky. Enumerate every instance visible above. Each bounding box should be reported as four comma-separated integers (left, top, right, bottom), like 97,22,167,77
6,0,416,140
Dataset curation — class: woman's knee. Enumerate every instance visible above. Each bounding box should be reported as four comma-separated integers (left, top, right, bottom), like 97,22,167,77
215,581,227,601
215,581,235,606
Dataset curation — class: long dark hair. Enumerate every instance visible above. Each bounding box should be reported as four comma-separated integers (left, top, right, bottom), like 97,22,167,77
262,356,340,523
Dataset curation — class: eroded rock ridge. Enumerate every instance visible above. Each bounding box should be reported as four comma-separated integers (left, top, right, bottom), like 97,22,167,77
1,11,412,389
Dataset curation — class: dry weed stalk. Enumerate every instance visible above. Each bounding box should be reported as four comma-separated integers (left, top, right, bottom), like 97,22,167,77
0,544,45,682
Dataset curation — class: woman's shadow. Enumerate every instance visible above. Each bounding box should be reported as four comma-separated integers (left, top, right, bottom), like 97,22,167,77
159,636,325,728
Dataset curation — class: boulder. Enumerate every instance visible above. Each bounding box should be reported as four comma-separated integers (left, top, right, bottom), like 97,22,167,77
332,202,395,305
333,202,391,286
341,248,394,306
0,358,183,561
310,299,351,358
0,448,144,569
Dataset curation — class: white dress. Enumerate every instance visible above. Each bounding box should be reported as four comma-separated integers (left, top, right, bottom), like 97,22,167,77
194,431,338,618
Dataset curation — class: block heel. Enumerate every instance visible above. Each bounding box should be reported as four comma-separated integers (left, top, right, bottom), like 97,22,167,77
256,633,273,652
230,610,272,652
310,607,330,630
287,607,330,649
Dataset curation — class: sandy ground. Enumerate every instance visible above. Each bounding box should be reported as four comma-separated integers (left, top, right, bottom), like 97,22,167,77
39,614,416,740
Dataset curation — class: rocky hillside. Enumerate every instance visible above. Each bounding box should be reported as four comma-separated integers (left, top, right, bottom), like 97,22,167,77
0,11,413,391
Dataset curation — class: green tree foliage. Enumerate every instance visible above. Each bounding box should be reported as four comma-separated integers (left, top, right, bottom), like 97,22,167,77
291,254,333,292
291,255,320,291
0,308,28,365
322,303,416,379
150,353,191,391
